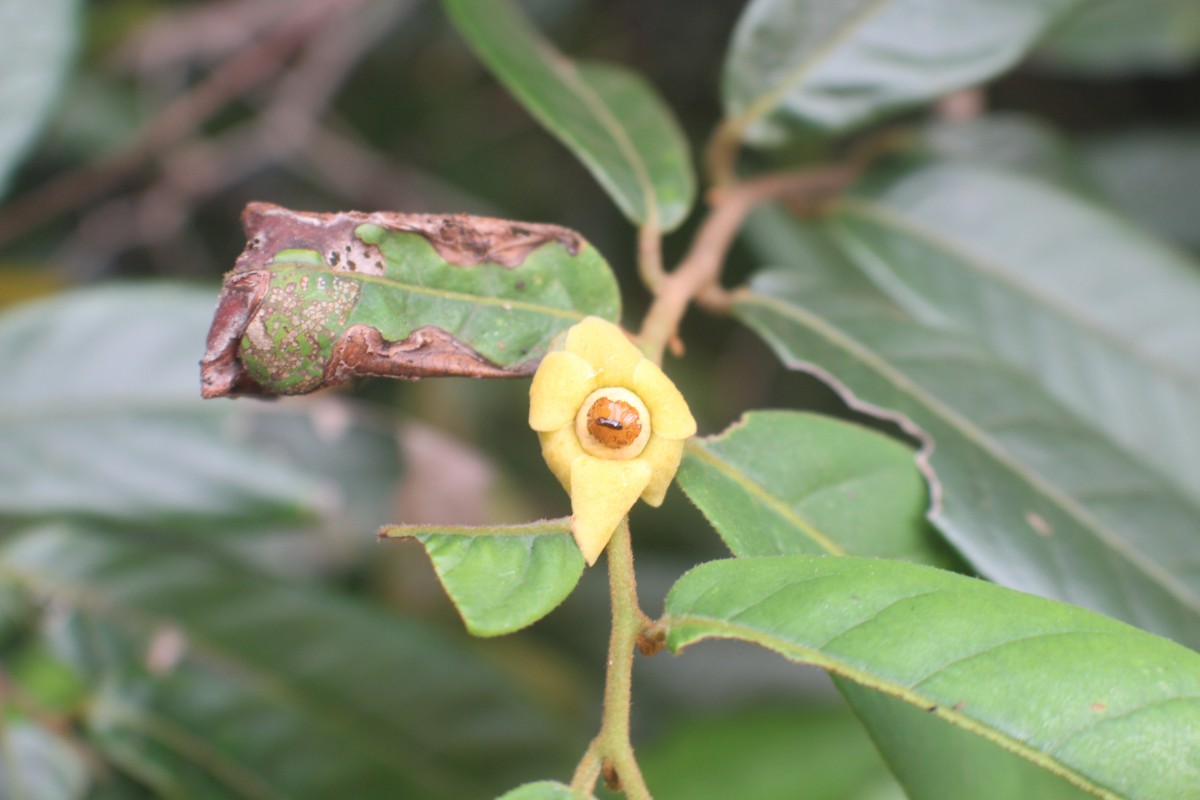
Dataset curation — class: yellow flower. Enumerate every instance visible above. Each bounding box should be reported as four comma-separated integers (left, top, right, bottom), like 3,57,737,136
529,317,696,565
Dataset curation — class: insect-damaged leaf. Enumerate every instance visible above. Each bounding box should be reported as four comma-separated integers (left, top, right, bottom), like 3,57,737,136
201,203,620,398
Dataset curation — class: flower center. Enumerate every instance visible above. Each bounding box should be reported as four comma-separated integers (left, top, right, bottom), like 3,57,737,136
575,387,651,460
587,397,641,447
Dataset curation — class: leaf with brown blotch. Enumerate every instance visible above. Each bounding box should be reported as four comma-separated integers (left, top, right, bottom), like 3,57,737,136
200,203,621,398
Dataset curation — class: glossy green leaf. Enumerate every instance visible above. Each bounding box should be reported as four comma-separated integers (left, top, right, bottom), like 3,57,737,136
666,556,1200,800
3,524,577,799
720,0,1081,144
0,285,404,540
379,518,583,637
0,285,317,526
640,705,902,800
733,263,1200,647
0,719,90,800
836,680,1096,800
0,0,80,196
1035,0,1200,75
1081,128,1200,251
677,410,947,565
496,781,586,800
442,0,694,230
830,160,1200,500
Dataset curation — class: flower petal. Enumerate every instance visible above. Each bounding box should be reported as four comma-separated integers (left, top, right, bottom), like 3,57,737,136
638,436,686,507
539,426,584,492
565,317,643,385
569,456,652,565
529,351,598,432
632,360,696,439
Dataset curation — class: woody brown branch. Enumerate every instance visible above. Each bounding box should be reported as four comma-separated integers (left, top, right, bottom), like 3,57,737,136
637,164,857,363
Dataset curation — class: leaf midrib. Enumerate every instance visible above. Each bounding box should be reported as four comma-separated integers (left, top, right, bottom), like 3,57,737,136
668,615,1121,800
562,61,661,229
451,0,660,227
729,0,892,134
264,264,585,321
834,195,1200,395
684,440,846,555
734,290,1200,618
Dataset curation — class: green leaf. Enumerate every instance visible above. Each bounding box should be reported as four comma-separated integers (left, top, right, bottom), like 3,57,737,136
1081,128,1200,251
640,704,902,800
733,264,1200,647
203,204,621,397
829,160,1200,500
3,524,578,799
0,719,90,800
721,0,1082,144
0,285,318,526
7,641,89,714
379,518,584,637
836,681,1097,800
442,0,695,230
677,411,948,565
0,0,80,196
496,781,586,800
1035,0,1200,76
666,556,1200,800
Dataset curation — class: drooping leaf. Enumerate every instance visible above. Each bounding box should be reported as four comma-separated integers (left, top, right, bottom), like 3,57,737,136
3,524,579,799
201,203,620,397
0,719,90,800
829,160,1200,500
677,410,949,565
379,518,583,637
496,781,586,800
0,0,80,196
0,285,318,527
733,262,1200,648
1035,0,1200,75
441,0,695,231
639,704,903,800
720,0,1082,144
1081,128,1200,251
835,680,1097,800
666,556,1200,800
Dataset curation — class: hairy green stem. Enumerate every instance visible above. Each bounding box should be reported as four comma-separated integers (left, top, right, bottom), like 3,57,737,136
569,736,602,795
571,518,652,799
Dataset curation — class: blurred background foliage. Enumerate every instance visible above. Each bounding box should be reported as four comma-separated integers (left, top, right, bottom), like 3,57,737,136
0,0,1198,797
